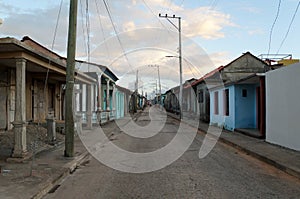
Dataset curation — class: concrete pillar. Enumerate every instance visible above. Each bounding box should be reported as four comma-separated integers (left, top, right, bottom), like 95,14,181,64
46,112,56,145
75,114,82,134
106,79,110,111
112,84,116,118
12,58,27,158
106,79,110,121
97,75,102,111
86,84,92,129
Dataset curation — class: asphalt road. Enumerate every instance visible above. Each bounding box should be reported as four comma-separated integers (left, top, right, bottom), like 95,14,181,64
44,107,300,199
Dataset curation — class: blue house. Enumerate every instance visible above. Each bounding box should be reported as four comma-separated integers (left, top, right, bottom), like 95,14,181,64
208,52,269,137
115,85,132,119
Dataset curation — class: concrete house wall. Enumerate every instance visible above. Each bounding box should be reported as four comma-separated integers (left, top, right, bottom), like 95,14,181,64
115,90,125,119
210,83,261,131
210,85,235,131
266,63,300,151
234,84,257,129
208,52,268,134
0,58,64,131
196,83,210,122
0,68,15,130
0,37,97,158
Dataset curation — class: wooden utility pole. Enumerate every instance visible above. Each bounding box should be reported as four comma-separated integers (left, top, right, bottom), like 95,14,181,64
65,0,78,157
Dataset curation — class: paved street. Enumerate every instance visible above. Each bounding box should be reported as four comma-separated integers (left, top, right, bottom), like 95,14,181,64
44,106,300,198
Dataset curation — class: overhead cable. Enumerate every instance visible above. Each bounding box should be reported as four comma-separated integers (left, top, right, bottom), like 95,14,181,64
276,1,300,55
267,0,282,56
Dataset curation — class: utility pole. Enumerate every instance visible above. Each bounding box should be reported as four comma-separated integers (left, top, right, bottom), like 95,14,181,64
135,69,139,92
133,69,138,113
148,65,161,105
159,13,182,118
65,0,78,157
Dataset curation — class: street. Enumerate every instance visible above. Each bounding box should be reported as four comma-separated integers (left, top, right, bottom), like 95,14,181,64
44,106,300,198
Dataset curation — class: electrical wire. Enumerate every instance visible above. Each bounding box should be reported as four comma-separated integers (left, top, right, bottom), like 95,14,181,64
267,0,282,56
180,0,186,7
94,0,111,60
276,1,300,55
80,0,88,59
44,0,64,95
141,0,173,31
102,0,132,68
86,0,91,70
51,0,64,51
167,0,174,13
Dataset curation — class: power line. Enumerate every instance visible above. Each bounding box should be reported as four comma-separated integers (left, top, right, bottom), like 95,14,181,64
276,1,300,55
180,0,186,7
209,0,220,11
102,0,132,68
44,0,64,97
94,0,111,60
167,0,174,13
267,0,282,56
86,0,91,69
141,0,172,30
79,0,88,59
51,0,64,51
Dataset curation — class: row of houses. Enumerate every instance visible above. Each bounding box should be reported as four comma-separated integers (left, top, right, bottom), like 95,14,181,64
0,36,141,158
163,52,300,151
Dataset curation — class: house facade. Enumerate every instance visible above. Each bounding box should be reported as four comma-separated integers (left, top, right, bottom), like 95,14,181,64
0,36,95,158
163,87,180,115
208,52,269,137
75,61,119,126
190,65,228,123
115,85,132,119
182,78,197,114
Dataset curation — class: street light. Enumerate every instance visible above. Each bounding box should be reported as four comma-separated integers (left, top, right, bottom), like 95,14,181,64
159,13,182,119
148,65,161,105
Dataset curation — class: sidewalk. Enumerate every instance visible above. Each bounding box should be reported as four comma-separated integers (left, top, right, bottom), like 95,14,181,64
168,111,300,180
0,137,89,199
0,110,144,199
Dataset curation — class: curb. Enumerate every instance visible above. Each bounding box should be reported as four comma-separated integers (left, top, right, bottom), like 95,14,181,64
31,151,90,199
217,137,300,180
167,112,300,180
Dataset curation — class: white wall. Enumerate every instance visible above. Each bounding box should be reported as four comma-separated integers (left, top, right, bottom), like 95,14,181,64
266,63,300,151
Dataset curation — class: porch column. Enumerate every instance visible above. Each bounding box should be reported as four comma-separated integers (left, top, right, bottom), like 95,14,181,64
112,84,116,117
86,84,92,129
106,79,110,111
97,74,102,111
106,79,110,121
12,58,27,158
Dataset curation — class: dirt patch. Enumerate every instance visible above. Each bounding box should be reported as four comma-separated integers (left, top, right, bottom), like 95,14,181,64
0,125,64,159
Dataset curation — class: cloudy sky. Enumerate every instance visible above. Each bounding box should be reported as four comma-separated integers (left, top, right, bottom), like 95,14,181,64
0,0,299,95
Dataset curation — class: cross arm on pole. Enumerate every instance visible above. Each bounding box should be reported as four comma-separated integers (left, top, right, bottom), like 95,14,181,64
158,13,180,31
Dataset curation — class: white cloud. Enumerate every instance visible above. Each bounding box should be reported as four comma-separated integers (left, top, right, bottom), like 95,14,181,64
181,7,235,39
248,28,264,35
123,21,136,32
0,0,236,91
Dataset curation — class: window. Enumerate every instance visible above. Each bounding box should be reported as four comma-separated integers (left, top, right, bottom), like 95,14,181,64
198,89,204,103
214,91,219,115
242,89,247,97
223,89,229,116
